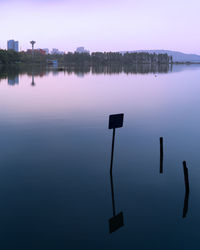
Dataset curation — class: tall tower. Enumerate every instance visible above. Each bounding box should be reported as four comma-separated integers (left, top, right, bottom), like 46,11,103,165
30,41,36,57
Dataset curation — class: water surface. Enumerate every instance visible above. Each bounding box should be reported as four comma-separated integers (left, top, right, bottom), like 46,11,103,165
0,64,200,249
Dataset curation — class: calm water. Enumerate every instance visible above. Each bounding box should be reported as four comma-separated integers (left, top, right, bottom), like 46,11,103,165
0,64,200,249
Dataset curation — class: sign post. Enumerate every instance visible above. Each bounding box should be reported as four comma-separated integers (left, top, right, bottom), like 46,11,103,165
108,113,124,233
108,113,124,174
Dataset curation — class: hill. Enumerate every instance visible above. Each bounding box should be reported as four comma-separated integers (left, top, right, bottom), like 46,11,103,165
120,50,200,63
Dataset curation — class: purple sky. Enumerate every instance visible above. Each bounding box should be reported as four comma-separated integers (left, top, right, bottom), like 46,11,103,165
0,0,200,54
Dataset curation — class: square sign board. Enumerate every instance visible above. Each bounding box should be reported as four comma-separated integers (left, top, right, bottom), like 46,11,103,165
109,113,124,129
109,212,124,233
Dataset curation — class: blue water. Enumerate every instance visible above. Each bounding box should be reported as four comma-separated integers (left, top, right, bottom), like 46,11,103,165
0,65,200,249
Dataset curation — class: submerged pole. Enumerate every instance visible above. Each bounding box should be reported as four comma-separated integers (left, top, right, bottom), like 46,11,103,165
183,161,190,193
160,137,163,173
182,161,190,218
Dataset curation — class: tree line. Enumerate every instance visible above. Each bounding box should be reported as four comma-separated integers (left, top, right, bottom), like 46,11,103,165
0,49,172,65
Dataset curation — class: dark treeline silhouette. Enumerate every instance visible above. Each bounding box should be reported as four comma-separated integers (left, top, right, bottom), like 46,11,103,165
0,49,172,65
90,52,171,65
0,50,20,64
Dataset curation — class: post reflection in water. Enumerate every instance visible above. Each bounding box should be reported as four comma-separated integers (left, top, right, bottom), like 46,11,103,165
108,114,124,234
182,161,190,218
31,73,35,87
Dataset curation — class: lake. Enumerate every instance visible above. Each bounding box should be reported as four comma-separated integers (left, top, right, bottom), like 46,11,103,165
0,64,200,249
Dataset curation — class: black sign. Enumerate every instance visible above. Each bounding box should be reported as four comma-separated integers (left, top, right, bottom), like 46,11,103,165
109,113,124,129
109,212,124,233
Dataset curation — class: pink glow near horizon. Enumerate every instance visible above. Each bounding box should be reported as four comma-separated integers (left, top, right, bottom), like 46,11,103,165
1,70,200,124
0,0,200,54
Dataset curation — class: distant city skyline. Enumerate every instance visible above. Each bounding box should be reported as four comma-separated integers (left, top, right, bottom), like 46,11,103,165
0,0,200,54
5,40,91,55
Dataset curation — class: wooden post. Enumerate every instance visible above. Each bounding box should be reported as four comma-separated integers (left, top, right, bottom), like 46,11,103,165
182,161,190,218
160,137,163,174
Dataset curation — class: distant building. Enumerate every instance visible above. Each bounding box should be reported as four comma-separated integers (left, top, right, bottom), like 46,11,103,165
27,49,46,55
51,48,64,55
7,40,19,52
51,48,59,54
42,48,49,54
37,49,46,55
75,47,90,54
14,41,19,52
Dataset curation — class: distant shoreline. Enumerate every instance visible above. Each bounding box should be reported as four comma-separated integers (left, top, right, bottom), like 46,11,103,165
1,62,200,66
172,62,200,64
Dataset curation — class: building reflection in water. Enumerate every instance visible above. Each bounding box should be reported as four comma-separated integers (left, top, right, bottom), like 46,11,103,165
108,114,124,233
8,75,19,86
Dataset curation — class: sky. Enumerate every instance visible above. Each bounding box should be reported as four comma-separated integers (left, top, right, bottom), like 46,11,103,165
0,0,200,54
